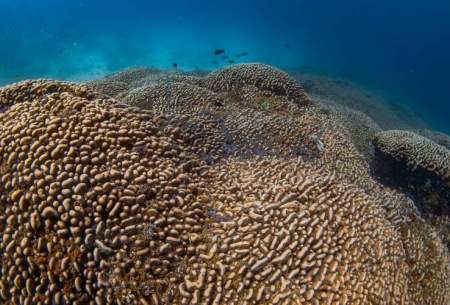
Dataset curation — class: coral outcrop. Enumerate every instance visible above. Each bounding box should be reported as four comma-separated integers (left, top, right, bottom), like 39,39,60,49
85,67,206,99
314,97,382,163
0,65,448,305
373,130,450,186
0,80,209,305
205,63,310,106
373,130,450,249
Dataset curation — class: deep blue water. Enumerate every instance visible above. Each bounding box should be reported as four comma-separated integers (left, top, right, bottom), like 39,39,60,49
0,0,449,132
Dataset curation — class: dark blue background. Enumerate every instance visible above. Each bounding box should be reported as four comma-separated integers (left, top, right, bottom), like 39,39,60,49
0,0,449,132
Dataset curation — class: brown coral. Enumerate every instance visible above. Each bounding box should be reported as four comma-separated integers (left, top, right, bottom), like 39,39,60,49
85,68,206,99
123,82,223,114
182,159,408,305
100,67,161,84
85,79,130,98
116,65,370,180
0,80,207,304
373,130,450,182
314,97,382,163
373,130,450,251
0,67,448,305
0,79,94,107
205,63,310,106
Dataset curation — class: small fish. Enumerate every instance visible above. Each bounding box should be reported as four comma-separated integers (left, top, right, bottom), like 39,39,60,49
228,60,235,64
172,62,178,68
214,49,225,55
234,54,241,58
286,43,291,49
212,61,219,64
241,52,249,56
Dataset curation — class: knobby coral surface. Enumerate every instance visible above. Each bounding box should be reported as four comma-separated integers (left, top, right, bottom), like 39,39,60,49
373,129,450,250
0,65,448,305
374,130,450,181
313,97,382,164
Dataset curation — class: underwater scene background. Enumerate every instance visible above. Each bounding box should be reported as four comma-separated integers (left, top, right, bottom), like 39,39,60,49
0,0,449,132
1,1,450,304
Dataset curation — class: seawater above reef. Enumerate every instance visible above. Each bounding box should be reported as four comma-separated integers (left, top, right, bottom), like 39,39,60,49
1,0,450,133
0,64,449,304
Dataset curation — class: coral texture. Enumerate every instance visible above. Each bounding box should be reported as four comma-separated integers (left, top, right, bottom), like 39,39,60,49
373,130,450,183
205,63,310,106
373,130,450,250
0,65,448,305
314,97,382,163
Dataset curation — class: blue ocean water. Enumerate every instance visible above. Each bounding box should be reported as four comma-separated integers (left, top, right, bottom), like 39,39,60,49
0,0,449,132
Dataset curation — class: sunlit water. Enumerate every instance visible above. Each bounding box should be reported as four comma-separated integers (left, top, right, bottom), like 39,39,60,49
0,0,449,132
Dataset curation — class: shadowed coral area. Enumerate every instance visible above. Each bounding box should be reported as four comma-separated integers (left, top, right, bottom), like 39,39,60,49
0,64,448,305
373,130,450,183
373,130,450,250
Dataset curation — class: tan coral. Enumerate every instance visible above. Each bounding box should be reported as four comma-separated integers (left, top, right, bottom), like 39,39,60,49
85,79,130,98
373,130,450,182
0,80,207,305
0,70,448,305
0,79,94,107
85,68,206,99
123,82,223,114
314,97,382,163
205,63,310,106
177,159,449,305
373,130,450,252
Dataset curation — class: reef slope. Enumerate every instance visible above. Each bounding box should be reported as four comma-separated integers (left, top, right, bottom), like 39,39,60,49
0,65,448,305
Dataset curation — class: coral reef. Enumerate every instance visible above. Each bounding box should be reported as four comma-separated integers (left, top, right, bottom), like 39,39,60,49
85,67,207,99
85,80,130,98
373,130,450,249
0,79,94,106
0,80,210,305
373,130,450,185
314,97,382,163
83,67,160,98
123,82,222,114
0,64,449,305
205,63,310,106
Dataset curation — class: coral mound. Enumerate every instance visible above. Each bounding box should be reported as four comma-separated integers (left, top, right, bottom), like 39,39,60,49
314,97,382,163
85,67,207,99
100,67,161,84
205,63,310,106
373,130,450,249
0,79,94,107
85,79,130,98
0,65,449,305
0,80,207,305
373,130,450,182
123,82,223,113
